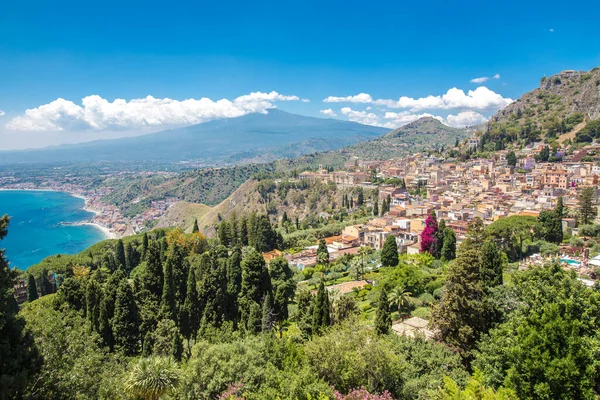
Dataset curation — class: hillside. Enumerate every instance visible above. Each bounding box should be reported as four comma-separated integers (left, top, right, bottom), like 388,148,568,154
0,109,388,166
341,117,473,160
482,67,600,147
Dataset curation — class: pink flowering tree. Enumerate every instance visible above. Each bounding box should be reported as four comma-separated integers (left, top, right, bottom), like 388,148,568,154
334,387,394,400
420,212,438,255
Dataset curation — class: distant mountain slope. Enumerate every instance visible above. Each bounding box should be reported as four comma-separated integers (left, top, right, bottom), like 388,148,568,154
0,109,388,165
482,67,600,147
340,117,472,159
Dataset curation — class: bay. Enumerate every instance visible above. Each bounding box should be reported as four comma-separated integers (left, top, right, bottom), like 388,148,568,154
0,190,107,270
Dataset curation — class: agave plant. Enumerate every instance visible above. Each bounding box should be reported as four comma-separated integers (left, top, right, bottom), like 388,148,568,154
124,357,179,400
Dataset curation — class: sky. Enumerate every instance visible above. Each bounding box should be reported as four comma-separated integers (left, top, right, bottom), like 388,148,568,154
1,0,599,150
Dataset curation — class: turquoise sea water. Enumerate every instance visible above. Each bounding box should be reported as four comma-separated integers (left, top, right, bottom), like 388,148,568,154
0,190,107,270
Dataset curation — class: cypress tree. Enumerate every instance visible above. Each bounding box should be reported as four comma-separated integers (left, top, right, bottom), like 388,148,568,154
142,232,149,258
144,240,163,299
239,249,271,305
99,271,124,350
161,260,177,321
171,333,183,362
373,199,379,216
381,234,399,267
180,265,200,341
86,279,102,333
141,332,153,357
261,292,274,333
112,280,140,355
125,242,135,272
316,239,329,265
239,215,249,246
579,187,596,225
27,274,38,302
39,268,55,296
192,218,199,233
312,281,331,335
357,189,364,207
374,288,391,335
441,228,457,261
165,242,189,309
480,241,503,288
269,257,295,322
226,246,243,321
116,239,126,270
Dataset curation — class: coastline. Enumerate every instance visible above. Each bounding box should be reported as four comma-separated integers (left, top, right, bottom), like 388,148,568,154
0,187,119,239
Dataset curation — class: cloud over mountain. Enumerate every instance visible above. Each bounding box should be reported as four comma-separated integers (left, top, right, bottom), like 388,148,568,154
6,91,302,132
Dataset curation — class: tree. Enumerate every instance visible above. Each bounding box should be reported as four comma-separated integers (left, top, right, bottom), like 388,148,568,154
27,274,38,302
261,292,275,333
124,357,179,400
381,235,399,267
431,220,498,358
268,257,295,322
388,286,412,320
171,333,183,362
538,145,550,162
579,186,596,225
180,265,200,343
86,279,102,333
112,280,140,355
374,288,391,335
440,228,457,261
116,239,126,270
0,215,39,397
507,151,517,167
316,239,329,265
39,268,55,296
192,218,199,233
161,258,177,321
312,281,331,335
486,215,539,261
373,199,379,216
144,241,164,299
420,211,439,255
357,189,364,207
142,232,149,258
479,241,503,288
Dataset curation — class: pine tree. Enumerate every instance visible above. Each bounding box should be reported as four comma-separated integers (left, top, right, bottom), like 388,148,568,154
239,215,249,246
27,273,38,302
269,257,295,322
144,240,163,299
112,280,140,355
116,239,126,270
239,249,271,307
381,234,399,267
374,288,391,335
86,279,102,333
579,187,596,225
161,259,177,321
192,218,199,233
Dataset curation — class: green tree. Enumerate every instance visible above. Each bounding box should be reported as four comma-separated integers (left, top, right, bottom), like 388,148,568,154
39,268,55,296
579,186,596,225
144,240,164,299
180,265,200,343
440,228,457,261
86,279,102,333
124,357,179,400
116,239,126,270
316,239,329,265
486,215,539,261
388,286,412,320
312,281,331,335
192,218,199,233
171,333,183,362
27,274,38,302
381,234,399,267
161,259,177,321
479,241,503,288
374,288,391,335
261,292,275,333
112,280,140,355
0,215,39,398
373,199,379,216
507,151,517,167
268,257,295,322
142,232,149,258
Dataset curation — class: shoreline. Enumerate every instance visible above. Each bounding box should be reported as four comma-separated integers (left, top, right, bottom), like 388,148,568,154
0,187,119,239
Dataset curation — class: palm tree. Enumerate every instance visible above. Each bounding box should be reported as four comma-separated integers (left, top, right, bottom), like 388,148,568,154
124,357,179,400
388,286,412,321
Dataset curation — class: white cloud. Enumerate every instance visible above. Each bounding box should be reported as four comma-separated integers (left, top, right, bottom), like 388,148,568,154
340,107,382,126
493,74,500,79
470,76,489,83
549,28,554,32
323,93,373,103
302,98,311,103
320,109,337,117
0,110,5,117
323,87,512,113
6,91,302,132
444,111,488,128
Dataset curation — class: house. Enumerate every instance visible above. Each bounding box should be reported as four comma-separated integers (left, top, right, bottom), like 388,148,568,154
392,317,435,340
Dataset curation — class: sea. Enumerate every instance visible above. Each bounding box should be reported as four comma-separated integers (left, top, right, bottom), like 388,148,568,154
0,190,108,270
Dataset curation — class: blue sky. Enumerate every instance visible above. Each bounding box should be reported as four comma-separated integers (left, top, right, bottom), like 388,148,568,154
1,0,599,149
